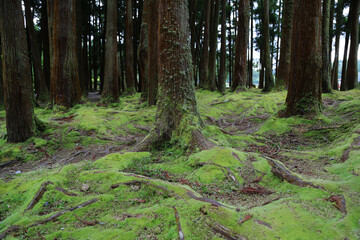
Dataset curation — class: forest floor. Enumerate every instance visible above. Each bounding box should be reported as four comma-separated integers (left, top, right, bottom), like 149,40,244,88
0,89,359,240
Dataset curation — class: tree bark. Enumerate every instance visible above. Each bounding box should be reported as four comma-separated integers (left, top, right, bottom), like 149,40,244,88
0,37,3,105
76,0,86,95
199,0,211,89
340,31,350,91
24,0,49,103
207,0,220,91
147,0,159,106
285,0,322,115
138,0,148,102
0,0,36,142
232,0,249,91
125,0,136,94
263,0,274,92
322,0,332,93
276,0,294,89
41,0,51,90
345,0,360,90
218,0,227,93
102,0,119,102
48,0,81,108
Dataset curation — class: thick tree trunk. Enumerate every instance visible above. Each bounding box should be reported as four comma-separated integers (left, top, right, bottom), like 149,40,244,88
232,0,249,91
125,0,136,94
340,31,350,91
147,0,159,106
322,0,332,93
276,0,294,89
138,0,148,102
24,0,49,103
48,0,81,108
218,0,227,93
102,0,119,102
136,0,211,151
207,0,220,91
199,0,211,89
346,0,360,90
0,0,36,142
263,0,274,92
285,0,322,115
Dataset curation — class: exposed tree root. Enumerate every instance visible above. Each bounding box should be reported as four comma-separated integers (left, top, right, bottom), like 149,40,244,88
210,99,235,106
261,155,323,189
173,207,185,240
240,186,274,195
25,181,54,212
208,221,247,240
55,186,77,197
195,162,239,185
0,225,21,240
74,213,98,226
187,191,227,208
238,214,253,224
326,195,347,216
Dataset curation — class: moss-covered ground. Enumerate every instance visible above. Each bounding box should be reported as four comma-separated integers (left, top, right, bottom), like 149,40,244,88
0,89,359,239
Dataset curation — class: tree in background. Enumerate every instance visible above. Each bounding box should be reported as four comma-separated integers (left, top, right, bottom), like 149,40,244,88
232,0,250,91
135,0,211,151
48,0,81,108
285,0,322,115
199,0,211,89
263,0,274,92
0,0,36,142
322,0,332,93
102,0,119,102
276,0,294,89
125,0,136,94
218,0,227,93
345,0,360,90
0,36,3,105
207,0,220,91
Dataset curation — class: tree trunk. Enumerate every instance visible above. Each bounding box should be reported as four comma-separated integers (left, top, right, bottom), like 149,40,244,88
190,0,198,87
331,0,345,90
232,0,250,91
340,31,350,91
0,0,36,142
259,48,265,89
76,0,86,95
136,0,211,151
322,0,332,93
138,0,148,102
24,0,49,103
125,0,136,94
147,0,159,106
199,0,211,89
276,0,294,89
0,37,3,105
207,0,220,91
263,0,274,92
218,0,227,93
41,0,51,89
275,0,282,80
346,0,360,90
48,0,81,108
102,0,119,102
249,0,254,88
285,0,322,115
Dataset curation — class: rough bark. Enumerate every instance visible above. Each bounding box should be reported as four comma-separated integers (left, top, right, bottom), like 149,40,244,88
135,0,211,151
102,0,119,102
345,0,360,90
48,0,81,108
207,0,220,91
139,0,149,102
322,0,332,93
24,0,49,103
276,0,294,89
125,0,136,94
0,0,36,142
231,0,250,91
0,36,3,105
263,0,274,92
190,0,198,87
147,0,159,106
218,0,227,93
285,0,322,115
199,0,211,88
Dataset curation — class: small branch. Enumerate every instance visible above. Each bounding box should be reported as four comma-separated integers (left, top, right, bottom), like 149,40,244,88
172,207,185,240
238,214,253,224
24,181,54,212
187,191,227,208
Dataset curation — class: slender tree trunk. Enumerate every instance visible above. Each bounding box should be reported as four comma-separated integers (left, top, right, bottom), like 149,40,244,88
48,0,81,107
190,0,198,86
0,37,3,105
346,0,360,90
285,0,322,115
92,0,98,91
99,0,106,93
218,0,227,92
232,0,250,91
340,31,350,91
322,0,332,93
125,0,136,94
207,0,220,91
228,10,232,88
275,0,282,80
329,0,335,54
76,0,86,95
147,0,159,106
249,0,254,88
199,0,211,88
276,0,294,89
139,0,148,102
41,0,50,89
136,0,211,151
0,0,36,142
24,0,49,103
102,0,119,102
263,0,274,92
